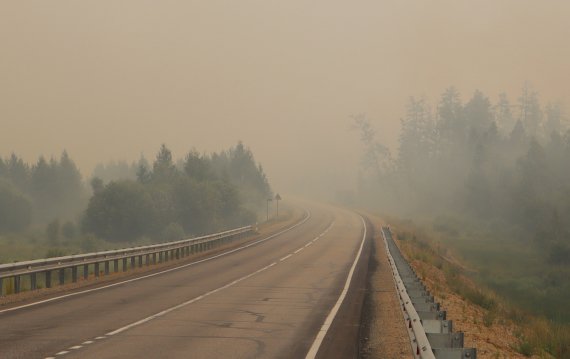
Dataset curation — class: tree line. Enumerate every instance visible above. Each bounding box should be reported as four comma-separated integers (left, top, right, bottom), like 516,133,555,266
355,84,569,263
0,151,84,232
0,142,271,244
85,142,271,242
353,84,570,321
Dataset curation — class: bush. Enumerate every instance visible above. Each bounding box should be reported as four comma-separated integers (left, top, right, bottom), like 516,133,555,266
517,340,533,357
82,181,156,242
62,221,77,239
46,219,60,243
80,234,99,252
45,248,66,258
160,223,185,242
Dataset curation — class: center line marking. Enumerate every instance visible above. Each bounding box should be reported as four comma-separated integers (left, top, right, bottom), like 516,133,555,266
0,211,312,315
280,254,292,261
106,261,278,337
294,248,303,254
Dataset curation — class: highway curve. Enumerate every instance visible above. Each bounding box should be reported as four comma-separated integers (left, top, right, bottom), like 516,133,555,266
0,201,370,359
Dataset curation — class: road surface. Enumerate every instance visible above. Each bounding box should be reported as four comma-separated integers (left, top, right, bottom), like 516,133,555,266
0,201,369,359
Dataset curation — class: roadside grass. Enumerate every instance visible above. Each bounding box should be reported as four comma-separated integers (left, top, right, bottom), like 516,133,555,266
390,217,570,358
0,229,152,264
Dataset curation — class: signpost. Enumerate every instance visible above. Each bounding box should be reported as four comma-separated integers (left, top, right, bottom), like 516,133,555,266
266,198,273,222
275,193,281,217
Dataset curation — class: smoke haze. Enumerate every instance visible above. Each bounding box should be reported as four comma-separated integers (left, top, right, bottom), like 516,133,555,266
2,1,569,197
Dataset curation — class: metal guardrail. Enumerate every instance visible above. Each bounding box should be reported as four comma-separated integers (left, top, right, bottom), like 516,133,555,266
0,225,254,296
381,226,477,359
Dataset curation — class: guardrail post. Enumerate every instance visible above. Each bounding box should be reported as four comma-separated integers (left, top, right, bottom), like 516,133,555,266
0,226,254,298
14,276,21,294
31,272,37,290
45,271,51,288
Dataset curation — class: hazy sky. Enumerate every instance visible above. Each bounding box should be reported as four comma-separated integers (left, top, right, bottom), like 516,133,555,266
2,1,569,197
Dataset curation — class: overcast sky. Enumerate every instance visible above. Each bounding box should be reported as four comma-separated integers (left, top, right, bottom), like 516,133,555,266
2,1,569,197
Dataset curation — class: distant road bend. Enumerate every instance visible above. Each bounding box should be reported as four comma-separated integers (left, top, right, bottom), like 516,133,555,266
0,201,370,359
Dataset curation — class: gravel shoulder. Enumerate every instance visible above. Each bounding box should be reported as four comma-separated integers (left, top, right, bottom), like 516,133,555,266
359,214,413,359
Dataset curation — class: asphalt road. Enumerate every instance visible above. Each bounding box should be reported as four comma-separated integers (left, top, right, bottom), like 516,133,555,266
0,201,369,359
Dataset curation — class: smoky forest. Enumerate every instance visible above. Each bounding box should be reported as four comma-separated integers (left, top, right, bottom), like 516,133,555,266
0,142,271,262
353,85,570,326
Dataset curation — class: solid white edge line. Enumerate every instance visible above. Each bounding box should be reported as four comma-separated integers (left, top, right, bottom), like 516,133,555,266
0,210,311,315
305,215,367,359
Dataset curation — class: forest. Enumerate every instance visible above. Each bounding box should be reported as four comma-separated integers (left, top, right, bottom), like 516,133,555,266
0,142,271,261
354,84,570,324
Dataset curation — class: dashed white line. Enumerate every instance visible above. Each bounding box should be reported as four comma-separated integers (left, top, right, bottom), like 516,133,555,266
0,211,312,316
106,262,277,336
47,216,337,358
